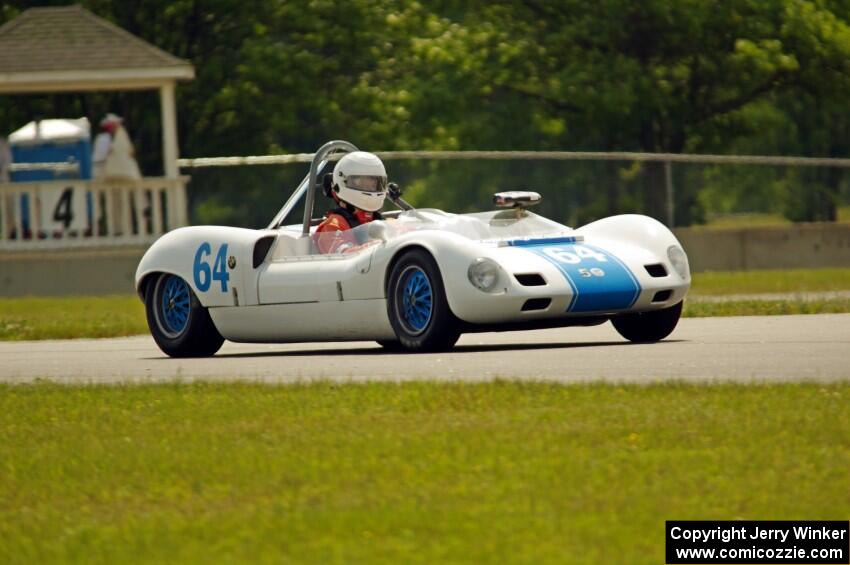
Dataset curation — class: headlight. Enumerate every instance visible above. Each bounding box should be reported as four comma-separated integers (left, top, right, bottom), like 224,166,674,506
468,258,500,292
667,245,690,279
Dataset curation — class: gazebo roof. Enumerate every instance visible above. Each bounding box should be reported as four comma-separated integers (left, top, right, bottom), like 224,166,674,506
0,5,194,93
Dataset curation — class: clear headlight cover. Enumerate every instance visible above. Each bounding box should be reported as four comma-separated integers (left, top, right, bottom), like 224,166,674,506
468,258,500,292
667,245,690,279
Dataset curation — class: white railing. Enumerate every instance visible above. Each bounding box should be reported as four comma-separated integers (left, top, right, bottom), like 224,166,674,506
0,177,188,251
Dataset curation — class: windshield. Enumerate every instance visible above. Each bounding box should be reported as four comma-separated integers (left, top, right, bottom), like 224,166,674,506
301,209,571,256
388,209,568,240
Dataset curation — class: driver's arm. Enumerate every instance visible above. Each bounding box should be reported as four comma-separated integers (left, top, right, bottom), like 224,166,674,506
313,215,354,254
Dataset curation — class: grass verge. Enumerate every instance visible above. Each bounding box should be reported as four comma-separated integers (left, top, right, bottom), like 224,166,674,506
701,206,850,227
0,295,146,341
1,268,849,340
690,268,850,296
683,298,850,317
0,381,847,564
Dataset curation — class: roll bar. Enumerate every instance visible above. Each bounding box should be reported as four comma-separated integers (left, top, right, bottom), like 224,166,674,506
265,140,359,231
268,139,417,233
301,140,359,236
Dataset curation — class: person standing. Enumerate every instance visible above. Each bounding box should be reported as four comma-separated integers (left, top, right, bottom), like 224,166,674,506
92,113,142,235
92,113,141,181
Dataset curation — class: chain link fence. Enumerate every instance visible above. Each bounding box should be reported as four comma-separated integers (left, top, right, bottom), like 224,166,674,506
180,151,850,230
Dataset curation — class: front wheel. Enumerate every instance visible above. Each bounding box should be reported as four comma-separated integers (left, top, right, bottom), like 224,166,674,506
387,249,461,352
611,301,683,343
145,273,224,357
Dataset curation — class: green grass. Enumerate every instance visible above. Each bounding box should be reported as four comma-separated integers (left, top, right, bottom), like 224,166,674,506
683,298,850,317
1,268,849,341
702,212,793,228
0,381,847,564
0,295,146,341
702,206,850,228
690,268,850,296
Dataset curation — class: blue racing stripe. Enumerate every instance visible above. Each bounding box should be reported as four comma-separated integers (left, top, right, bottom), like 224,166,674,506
506,236,581,246
524,243,641,313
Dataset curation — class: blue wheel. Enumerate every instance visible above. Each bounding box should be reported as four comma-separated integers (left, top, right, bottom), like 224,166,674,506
158,275,191,337
387,249,460,352
145,273,224,357
399,268,433,335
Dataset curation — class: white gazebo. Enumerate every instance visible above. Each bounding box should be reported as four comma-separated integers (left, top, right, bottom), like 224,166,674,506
0,5,195,254
0,4,194,178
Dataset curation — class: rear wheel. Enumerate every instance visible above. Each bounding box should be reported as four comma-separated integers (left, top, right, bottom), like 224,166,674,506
611,301,683,343
387,249,460,352
145,273,224,357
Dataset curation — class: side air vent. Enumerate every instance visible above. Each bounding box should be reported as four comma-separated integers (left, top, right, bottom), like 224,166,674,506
515,273,547,286
253,236,276,268
645,263,668,277
652,290,672,303
521,298,552,311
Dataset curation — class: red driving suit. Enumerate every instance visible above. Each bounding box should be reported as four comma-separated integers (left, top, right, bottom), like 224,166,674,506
314,207,378,254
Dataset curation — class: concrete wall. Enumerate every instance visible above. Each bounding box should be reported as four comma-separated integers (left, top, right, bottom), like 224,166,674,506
674,223,850,272
0,247,145,297
1,224,849,296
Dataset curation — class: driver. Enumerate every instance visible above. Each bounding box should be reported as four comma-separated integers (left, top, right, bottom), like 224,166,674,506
314,151,388,254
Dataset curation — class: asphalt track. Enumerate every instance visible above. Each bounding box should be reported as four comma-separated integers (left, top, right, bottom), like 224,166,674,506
1,314,848,384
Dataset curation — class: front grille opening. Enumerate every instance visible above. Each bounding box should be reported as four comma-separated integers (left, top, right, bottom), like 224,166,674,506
645,263,668,277
521,298,552,311
652,290,673,303
515,273,547,286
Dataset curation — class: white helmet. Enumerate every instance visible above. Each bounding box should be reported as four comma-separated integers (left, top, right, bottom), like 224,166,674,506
332,151,387,212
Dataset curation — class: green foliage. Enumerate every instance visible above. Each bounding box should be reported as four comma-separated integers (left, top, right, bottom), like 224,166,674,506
1,381,848,563
2,1,850,226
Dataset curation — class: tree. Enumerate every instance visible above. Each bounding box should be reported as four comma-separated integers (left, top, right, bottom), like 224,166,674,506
380,0,850,224
3,0,850,227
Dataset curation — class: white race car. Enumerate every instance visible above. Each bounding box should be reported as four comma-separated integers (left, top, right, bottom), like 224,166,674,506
136,141,690,357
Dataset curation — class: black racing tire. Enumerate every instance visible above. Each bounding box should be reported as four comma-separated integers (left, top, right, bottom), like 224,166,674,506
386,249,461,352
611,300,683,343
376,339,406,352
144,273,225,357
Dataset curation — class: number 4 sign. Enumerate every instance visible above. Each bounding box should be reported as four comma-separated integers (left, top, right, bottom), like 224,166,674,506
38,186,87,232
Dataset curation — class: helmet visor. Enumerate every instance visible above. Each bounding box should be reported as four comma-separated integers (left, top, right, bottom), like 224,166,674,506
345,175,387,192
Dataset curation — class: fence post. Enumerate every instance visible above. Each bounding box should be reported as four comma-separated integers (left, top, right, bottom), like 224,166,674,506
175,178,188,227
14,189,23,242
0,187,6,244
664,160,674,227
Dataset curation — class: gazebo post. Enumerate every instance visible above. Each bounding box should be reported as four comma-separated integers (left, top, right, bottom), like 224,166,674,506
159,82,179,179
